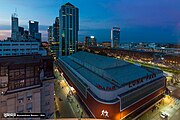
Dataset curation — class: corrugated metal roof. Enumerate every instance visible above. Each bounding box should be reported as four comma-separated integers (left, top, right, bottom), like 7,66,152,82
70,51,128,69
59,52,157,88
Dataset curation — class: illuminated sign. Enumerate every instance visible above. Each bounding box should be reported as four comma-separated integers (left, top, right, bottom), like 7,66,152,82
129,78,144,87
128,74,156,88
30,21,34,23
112,28,120,31
101,110,109,118
90,36,95,39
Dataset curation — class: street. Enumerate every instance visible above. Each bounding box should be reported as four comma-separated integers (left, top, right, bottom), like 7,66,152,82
53,59,180,120
138,93,180,120
54,68,91,119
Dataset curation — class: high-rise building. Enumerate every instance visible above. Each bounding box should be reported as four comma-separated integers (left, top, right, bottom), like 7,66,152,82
24,30,29,39
48,26,53,43
111,27,120,48
49,17,60,59
59,2,79,56
18,27,24,36
29,20,39,38
53,17,59,42
84,36,90,47
84,36,97,47
90,36,97,46
0,15,46,57
35,33,42,42
11,13,19,41
0,55,55,119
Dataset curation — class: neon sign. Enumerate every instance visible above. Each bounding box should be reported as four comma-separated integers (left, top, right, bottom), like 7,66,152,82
101,110,109,118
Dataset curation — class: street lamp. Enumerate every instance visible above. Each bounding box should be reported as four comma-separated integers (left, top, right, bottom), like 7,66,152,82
61,72,63,76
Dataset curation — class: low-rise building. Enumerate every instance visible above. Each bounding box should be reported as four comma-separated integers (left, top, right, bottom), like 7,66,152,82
0,55,54,119
56,51,166,120
0,41,47,56
102,41,111,48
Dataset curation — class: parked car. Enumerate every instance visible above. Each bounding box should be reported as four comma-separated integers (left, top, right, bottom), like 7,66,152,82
160,112,168,119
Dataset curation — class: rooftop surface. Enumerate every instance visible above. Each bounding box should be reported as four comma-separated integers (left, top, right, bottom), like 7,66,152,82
0,55,51,65
60,51,160,89
70,51,129,69
62,2,75,7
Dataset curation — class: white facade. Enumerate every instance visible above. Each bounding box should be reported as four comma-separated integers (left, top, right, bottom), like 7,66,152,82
41,78,54,118
0,41,47,56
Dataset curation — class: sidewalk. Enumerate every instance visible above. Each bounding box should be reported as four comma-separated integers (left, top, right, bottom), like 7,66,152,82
65,87,89,118
139,95,180,120
54,69,90,118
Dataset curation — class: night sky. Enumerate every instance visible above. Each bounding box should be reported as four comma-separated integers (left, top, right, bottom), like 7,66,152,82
0,0,180,43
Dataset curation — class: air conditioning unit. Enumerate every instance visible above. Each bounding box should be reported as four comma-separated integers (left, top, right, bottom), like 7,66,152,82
18,100,23,103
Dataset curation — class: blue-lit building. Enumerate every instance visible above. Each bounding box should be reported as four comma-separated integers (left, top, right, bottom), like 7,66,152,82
0,15,46,57
18,27,24,36
35,33,42,42
48,26,53,43
49,17,60,59
11,13,19,41
0,41,47,56
59,2,79,56
29,20,39,38
53,17,59,42
111,27,120,48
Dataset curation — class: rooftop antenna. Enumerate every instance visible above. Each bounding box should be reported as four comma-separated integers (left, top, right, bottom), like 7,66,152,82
12,8,18,17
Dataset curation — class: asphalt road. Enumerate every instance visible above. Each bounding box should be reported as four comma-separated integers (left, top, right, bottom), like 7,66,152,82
54,71,76,118
54,69,90,118
138,94,180,120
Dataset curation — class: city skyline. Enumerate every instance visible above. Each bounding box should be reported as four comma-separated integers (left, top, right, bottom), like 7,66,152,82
0,0,180,43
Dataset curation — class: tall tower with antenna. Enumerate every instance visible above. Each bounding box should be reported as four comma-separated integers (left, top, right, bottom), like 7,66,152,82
11,8,19,41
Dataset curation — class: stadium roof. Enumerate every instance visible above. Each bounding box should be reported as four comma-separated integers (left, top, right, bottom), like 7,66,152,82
70,51,129,69
59,51,160,89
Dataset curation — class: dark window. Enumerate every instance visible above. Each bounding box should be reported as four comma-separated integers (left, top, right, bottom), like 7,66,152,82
26,66,34,78
0,66,8,76
121,79,165,110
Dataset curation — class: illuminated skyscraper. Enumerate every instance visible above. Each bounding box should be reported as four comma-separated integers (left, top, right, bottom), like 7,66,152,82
59,2,79,56
48,26,53,42
11,13,19,40
49,17,60,58
84,36,97,47
111,27,120,48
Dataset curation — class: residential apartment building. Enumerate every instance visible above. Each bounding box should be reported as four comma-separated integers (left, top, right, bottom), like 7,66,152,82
0,55,54,119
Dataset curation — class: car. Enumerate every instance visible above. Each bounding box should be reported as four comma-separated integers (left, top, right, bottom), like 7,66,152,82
160,112,168,119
